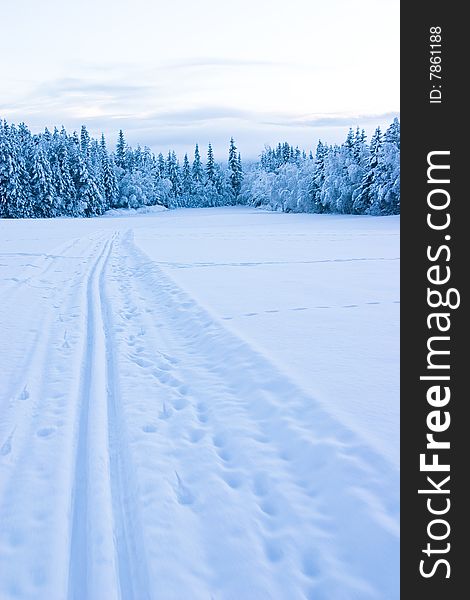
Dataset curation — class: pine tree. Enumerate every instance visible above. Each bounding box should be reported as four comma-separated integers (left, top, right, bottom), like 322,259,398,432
353,127,382,214
0,123,31,217
371,119,400,215
89,139,107,214
206,143,216,184
192,144,204,185
309,141,328,213
100,134,118,208
80,125,91,158
48,129,75,216
29,140,57,217
76,152,103,217
181,153,193,206
166,151,182,205
228,138,243,202
115,130,127,170
157,153,165,178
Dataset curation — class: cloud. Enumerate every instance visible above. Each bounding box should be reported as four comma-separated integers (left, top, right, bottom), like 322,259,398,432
263,112,400,128
162,57,283,69
0,68,399,159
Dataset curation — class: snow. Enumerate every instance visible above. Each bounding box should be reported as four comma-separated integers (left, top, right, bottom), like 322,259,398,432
0,207,399,599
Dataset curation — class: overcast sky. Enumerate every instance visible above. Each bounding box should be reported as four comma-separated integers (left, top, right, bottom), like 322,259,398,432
0,0,399,159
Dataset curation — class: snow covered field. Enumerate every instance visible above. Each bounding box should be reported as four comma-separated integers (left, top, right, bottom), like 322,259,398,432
0,207,399,600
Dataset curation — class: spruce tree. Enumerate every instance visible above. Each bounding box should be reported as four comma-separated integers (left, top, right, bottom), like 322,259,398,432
206,143,216,183
228,138,243,202
192,144,204,184
115,130,127,170
353,127,382,214
181,153,193,205
100,134,119,208
29,140,57,217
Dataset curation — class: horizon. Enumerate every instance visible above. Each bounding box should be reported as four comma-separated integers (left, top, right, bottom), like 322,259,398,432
1,115,399,165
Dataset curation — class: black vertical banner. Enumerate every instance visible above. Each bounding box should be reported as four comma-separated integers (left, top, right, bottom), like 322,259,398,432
401,3,467,599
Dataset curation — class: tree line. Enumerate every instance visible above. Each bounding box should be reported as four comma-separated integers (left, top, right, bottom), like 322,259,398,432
242,118,400,215
0,118,399,218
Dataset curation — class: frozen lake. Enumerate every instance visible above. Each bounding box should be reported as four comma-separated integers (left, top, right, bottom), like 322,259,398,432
0,207,399,600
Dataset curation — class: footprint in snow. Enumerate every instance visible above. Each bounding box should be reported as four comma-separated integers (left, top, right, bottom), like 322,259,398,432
259,498,279,517
1,429,16,456
175,472,195,506
212,433,226,448
264,538,284,563
19,386,29,401
181,302,195,309
173,397,188,411
302,552,321,578
133,357,153,369
221,471,244,490
62,331,70,349
216,447,232,463
159,402,172,420
156,361,172,371
37,427,56,438
252,472,270,497
142,424,157,433
188,429,205,443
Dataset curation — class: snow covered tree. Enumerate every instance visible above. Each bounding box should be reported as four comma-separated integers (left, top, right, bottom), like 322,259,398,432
308,141,328,213
206,143,216,184
228,138,243,201
0,118,399,219
369,119,400,215
115,130,127,170
166,151,182,205
181,153,193,206
29,140,58,217
192,144,204,185
80,125,91,159
353,127,382,214
100,134,119,208
0,123,34,217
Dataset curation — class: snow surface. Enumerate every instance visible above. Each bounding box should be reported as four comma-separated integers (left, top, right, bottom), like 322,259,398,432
0,207,399,600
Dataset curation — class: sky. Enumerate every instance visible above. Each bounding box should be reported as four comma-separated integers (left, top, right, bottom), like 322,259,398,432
0,0,399,159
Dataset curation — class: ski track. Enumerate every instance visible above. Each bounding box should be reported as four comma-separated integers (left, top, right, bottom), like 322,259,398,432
0,227,399,600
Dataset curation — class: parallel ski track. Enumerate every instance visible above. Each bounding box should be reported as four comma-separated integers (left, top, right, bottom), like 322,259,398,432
67,232,150,600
